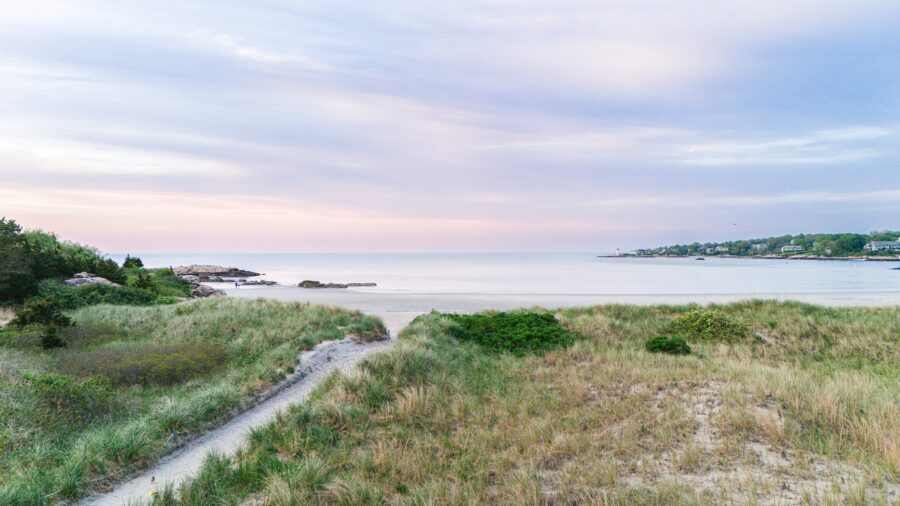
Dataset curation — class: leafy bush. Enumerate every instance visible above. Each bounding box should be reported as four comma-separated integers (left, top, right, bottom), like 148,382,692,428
36,281,157,311
0,218,127,303
10,296,73,328
77,284,157,306
154,274,191,298
645,335,691,355
667,308,748,342
445,311,575,355
59,342,227,386
127,270,158,293
21,372,115,429
122,254,144,268
41,326,66,349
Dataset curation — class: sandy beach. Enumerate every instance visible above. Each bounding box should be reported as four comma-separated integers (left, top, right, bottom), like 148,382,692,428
218,284,900,311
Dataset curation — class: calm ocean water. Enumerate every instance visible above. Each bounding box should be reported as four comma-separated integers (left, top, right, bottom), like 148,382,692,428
110,253,900,296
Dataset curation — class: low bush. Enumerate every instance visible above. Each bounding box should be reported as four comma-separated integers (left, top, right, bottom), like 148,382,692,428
77,283,157,306
9,296,72,328
667,308,748,342
154,274,192,298
59,342,227,386
21,372,115,429
36,281,162,312
645,335,691,355
445,311,576,355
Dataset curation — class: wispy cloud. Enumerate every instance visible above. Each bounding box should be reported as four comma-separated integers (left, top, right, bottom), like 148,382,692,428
679,127,893,166
0,0,898,251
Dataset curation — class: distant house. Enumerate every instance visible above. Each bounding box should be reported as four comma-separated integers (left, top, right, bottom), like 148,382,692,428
865,241,900,252
751,243,768,251
781,245,803,253
715,246,729,253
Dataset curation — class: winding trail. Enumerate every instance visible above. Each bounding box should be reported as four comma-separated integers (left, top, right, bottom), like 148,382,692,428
80,311,421,506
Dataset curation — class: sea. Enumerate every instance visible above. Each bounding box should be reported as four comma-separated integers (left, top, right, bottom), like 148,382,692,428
110,253,900,296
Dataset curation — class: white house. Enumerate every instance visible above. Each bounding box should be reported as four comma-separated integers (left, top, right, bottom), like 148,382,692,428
781,245,803,253
751,243,768,251
715,246,729,253
865,241,900,252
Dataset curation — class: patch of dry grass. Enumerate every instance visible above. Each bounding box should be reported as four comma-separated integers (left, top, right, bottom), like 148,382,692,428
0,306,14,327
158,301,898,505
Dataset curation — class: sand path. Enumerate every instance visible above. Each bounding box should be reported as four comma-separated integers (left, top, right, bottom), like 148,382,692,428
79,311,421,506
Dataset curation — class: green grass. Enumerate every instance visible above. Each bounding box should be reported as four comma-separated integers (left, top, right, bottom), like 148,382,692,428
0,297,385,505
151,300,897,505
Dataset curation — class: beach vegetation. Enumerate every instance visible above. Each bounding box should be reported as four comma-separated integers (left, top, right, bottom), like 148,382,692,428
444,310,576,354
645,335,691,354
0,298,385,504
0,218,190,308
666,308,748,342
0,217,126,304
122,254,144,269
161,301,897,505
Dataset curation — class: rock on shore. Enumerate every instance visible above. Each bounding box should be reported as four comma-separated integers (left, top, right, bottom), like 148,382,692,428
241,280,278,286
298,280,377,289
173,265,261,279
191,284,226,298
63,272,121,287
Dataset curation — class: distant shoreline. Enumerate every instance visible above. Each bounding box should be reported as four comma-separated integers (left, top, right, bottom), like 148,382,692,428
599,254,899,262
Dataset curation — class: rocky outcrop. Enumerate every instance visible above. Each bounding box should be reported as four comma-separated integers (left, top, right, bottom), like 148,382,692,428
63,272,121,287
241,280,278,286
191,284,225,298
173,265,261,279
298,280,377,289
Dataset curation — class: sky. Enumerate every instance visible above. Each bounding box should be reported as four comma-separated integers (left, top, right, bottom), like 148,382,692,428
1,0,898,253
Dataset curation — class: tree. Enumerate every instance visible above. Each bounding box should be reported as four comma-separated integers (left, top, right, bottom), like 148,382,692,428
122,254,144,269
833,234,867,255
10,296,73,328
0,217,126,303
0,217,37,303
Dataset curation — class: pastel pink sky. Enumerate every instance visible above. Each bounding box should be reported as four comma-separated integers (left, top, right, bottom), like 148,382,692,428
2,1,898,252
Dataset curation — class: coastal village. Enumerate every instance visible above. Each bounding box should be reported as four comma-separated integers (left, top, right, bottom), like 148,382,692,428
619,233,900,259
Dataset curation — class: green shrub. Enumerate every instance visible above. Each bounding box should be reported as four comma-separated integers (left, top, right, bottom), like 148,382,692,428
122,254,144,269
127,270,158,294
41,326,66,349
36,281,157,311
645,335,691,355
10,296,73,328
444,311,575,355
59,342,227,386
155,295,180,305
77,284,156,306
154,274,191,298
0,218,127,303
21,372,115,429
667,308,748,342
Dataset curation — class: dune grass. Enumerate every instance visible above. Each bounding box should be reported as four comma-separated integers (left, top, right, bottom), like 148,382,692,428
0,297,385,505
153,300,897,505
